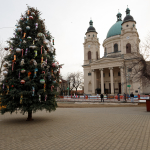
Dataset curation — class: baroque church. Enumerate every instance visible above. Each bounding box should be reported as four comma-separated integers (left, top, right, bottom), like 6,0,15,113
82,7,149,95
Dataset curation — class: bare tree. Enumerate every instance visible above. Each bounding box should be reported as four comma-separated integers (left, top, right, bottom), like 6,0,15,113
67,72,83,94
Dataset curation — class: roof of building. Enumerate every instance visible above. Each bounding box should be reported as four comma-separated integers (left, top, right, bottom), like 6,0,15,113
106,20,122,38
86,20,97,34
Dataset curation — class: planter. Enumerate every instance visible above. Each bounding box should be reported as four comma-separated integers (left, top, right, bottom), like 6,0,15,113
146,99,150,112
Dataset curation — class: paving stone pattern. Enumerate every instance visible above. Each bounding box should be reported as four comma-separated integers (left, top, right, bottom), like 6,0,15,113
0,107,150,150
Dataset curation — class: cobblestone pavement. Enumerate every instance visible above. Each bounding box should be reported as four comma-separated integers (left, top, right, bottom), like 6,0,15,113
0,107,150,150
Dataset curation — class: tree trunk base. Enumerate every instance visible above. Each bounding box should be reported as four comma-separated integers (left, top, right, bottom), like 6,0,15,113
26,111,33,121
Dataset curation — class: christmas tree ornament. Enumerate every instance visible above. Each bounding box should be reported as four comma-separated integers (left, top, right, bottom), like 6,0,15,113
23,40,26,44
41,46,43,54
51,85,54,91
16,48,21,53
4,47,9,50
21,59,25,65
34,68,38,78
20,95,23,104
37,33,43,38
33,60,37,66
54,70,57,74
53,80,56,83
14,55,16,61
41,56,43,63
21,49,24,57
28,72,31,78
31,12,35,16
21,69,26,73
34,50,37,58
6,85,9,95
29,45,37,49
52,63,55,67
20,80,25,84
29,16,33,19
59,79,62,83
27,36,32,40
27,16,29,21
16,27,22,32
35,23,38,30
20,17,24,21
25,48,28,55
27,10,30,14
44,83,46,92
26,26,30,30
3,63,8,67
40,79,45,84
45,95,47,101
53,39,54,45
33,40,35,45
23,33,26,38
3,71,8,76
39,95,41,102
32,86,35,96
12,60,16,71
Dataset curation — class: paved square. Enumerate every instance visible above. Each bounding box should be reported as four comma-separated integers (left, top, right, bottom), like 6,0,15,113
0,107,150,150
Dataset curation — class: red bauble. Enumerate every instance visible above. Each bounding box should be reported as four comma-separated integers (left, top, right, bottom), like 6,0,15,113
20,80,25,84
29,16,33,19
12,85,14,87
52,63,55,67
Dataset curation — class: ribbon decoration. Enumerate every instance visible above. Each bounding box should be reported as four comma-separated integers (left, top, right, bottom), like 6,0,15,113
20,95,23,104
23,33,26,38
32,86,35,96
22,49,24,57
45,95,47,101
6,85,9,95
34,68,38,78
12,60,16,71
28,72,31,78
39,95,41,102
41,46,43,54
51,85,54,91
25,48,28,55
44,83,46,92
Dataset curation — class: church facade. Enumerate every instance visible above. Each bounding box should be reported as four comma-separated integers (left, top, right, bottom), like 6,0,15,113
82,7,149,95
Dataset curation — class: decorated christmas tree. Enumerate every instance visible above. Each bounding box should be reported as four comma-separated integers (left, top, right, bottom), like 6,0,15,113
0,6,61,121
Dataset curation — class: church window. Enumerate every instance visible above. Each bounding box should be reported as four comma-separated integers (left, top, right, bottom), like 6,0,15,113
118,72,120,76
126,43,131,53
96,51,98,60
88,51,91,60
126,25,129,27
88,35,90,37
114,44,118,52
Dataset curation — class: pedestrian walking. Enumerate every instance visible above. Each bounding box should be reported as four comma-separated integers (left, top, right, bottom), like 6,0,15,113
130,92,134,102
124,93,126,102
101,93,104,102
117,93,120,101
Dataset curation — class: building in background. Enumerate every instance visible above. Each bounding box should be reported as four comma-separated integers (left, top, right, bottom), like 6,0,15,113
83,7,149,95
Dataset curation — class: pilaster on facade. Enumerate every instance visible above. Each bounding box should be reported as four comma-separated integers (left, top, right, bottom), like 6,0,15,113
109,67,114,94
99,68,104,94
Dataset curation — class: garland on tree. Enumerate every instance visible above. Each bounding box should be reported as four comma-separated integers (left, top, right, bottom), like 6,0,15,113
0,6,62,120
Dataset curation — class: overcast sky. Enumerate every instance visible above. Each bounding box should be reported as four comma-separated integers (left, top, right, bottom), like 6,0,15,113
0,0,150,79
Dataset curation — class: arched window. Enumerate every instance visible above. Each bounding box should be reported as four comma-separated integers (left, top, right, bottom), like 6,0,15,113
88,51,91,60
96,51,98,60
126,43,131,53
114,44,118,52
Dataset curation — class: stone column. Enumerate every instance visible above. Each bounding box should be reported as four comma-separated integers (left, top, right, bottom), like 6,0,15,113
100,69,104,94
119,66,124,94
109,67,114,94
92,70,95,95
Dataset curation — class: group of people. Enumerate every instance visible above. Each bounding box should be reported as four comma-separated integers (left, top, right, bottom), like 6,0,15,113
117,92,134,102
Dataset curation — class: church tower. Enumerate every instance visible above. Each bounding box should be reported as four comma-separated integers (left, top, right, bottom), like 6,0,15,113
83,20,100,65
121,7,140,54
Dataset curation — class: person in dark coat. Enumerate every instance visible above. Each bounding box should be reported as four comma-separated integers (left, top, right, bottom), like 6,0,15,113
130,92,134,102
117,93,120,101
101,93,104,102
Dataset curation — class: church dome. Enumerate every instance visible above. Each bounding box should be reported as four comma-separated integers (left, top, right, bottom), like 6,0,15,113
106,12,122,39
86,20,97,34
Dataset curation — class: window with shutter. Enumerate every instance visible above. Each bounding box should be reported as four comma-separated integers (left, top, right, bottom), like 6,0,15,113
114,44,118,52
96,51,98,60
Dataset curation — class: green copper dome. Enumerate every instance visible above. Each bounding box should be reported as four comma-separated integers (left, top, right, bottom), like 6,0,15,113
106,12,122,39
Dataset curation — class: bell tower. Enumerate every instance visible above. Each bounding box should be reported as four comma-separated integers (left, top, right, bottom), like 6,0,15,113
83,20,100,65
